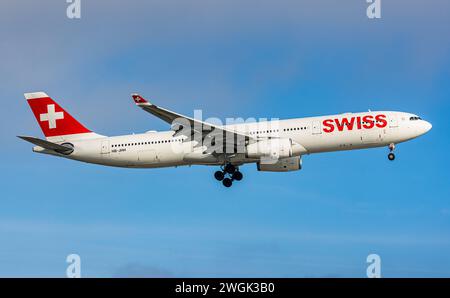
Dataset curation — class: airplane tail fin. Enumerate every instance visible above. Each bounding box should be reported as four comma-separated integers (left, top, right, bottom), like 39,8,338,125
24,92,103,142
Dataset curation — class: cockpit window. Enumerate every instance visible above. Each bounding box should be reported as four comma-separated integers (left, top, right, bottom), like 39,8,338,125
410,116,422,121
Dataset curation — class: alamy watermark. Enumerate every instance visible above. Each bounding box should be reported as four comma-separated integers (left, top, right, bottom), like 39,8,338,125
63,253,380,277
366,253,381,278
66,254,81,278
366,0,381,19
164,111,287,164
66,0,81,19
66,0,380,21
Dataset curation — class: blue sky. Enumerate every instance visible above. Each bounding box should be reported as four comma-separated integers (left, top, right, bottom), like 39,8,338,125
0,0,449,277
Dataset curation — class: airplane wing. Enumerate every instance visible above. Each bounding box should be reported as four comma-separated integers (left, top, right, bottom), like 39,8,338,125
131,94,253,154
17,136,74,154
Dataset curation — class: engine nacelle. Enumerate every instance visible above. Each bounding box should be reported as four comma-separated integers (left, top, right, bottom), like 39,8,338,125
257,156,302,172
246,138,293,159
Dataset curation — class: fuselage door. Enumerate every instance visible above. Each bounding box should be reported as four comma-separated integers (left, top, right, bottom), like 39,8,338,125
312,121,322,135
138,150,158,164
101,139,110,154
361,128,383,144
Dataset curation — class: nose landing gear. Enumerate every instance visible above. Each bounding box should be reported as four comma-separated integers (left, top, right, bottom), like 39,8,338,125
214,163,243,187
388,143,396,161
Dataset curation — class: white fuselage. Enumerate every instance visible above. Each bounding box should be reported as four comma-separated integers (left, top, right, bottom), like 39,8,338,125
34,111,432,168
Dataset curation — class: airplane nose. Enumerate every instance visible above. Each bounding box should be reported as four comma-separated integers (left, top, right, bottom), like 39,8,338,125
423,121,432,134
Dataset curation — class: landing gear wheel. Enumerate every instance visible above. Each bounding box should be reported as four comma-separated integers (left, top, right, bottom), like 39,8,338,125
232,171,243,181
388,153,395,161
214,171,225,181
222,178,233,187
224,164,236,174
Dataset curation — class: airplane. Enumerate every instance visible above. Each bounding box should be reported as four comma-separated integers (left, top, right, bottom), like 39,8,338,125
19,92,432,187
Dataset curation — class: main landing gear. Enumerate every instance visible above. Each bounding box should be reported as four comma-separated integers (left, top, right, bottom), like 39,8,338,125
214,163,243,187
388,143,396,161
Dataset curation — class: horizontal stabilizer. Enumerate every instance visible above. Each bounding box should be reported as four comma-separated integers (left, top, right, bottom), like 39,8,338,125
17,136,73,153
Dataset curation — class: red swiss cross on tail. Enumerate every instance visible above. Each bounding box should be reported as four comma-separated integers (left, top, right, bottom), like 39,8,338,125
25,92,91,139
131,93,150,105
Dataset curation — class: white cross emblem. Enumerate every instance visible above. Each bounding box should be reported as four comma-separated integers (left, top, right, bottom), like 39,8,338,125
40,104,64,129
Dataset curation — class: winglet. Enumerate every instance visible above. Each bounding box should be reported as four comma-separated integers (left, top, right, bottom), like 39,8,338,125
131,93,151,106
